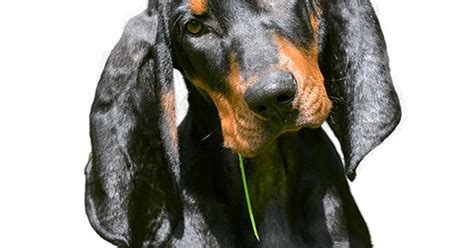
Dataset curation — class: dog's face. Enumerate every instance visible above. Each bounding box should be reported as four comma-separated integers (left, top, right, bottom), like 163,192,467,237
171,0,331,157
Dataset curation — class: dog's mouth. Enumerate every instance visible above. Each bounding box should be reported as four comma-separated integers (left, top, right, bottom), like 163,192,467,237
190,70,332,157
208,75,332,158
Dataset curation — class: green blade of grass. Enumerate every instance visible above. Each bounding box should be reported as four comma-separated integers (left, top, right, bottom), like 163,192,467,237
238,153,260,241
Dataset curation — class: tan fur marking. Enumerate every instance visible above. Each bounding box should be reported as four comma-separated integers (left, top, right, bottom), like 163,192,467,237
160,90,178,151
228,55,242,95
274,15,332,128
221,56,268,155
190,57,267,157
189,0,208,15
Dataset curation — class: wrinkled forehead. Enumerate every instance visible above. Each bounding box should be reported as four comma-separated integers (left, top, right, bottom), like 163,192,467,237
174,0,308,19
192,0,299,14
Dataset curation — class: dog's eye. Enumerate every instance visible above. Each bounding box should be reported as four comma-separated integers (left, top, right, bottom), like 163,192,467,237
185,19,205,36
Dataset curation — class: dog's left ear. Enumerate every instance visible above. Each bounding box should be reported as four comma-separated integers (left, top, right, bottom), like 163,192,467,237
317,0,401,180
85,3,182,246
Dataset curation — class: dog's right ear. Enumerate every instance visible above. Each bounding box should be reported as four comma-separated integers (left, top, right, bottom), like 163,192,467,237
85,4,182,247
318,0,401,181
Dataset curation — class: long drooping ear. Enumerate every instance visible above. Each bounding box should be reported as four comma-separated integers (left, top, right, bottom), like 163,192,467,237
85,4,182,247
318,0,401,180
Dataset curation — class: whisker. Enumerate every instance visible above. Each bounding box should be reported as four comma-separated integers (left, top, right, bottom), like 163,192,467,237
325,76,349,83
201,128,218,141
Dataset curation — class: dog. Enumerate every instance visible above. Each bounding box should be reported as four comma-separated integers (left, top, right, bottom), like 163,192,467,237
85,0,401,247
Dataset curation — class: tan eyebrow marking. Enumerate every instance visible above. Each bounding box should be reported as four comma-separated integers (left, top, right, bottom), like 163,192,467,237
189,0,208,15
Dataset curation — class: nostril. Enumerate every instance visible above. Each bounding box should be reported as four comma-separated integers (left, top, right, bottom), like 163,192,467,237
244,72,297,117
276,92,295,104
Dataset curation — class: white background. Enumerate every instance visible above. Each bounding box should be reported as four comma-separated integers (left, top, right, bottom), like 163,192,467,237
0,0,473,247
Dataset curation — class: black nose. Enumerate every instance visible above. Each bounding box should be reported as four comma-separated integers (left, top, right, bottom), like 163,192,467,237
244,72,297,118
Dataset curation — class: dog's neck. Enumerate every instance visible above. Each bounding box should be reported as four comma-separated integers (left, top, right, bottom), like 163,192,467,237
180,83,295,210
237,137,293,216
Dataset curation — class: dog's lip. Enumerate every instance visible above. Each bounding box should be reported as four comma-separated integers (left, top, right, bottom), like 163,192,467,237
255,106,297,122
235,120,303,158
236,129,298,158
237,138,274,158
236,106,330,157
228,102,326,158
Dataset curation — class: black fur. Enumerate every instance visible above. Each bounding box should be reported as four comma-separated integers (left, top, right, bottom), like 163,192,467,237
85,0,401,247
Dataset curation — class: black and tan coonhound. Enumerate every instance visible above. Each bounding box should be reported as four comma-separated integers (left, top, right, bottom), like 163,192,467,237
85,0,401,247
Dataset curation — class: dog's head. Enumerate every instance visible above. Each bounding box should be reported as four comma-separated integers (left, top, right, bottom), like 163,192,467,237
86,0,400,246
167,0,400,177
171,0,332,158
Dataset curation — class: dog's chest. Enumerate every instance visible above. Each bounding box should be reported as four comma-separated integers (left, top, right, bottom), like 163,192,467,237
167,200,299,247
